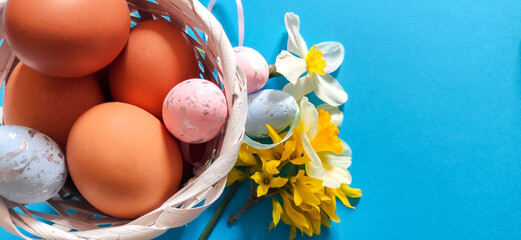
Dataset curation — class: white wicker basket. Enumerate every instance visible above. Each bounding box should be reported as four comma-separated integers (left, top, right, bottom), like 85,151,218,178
0,0,247,239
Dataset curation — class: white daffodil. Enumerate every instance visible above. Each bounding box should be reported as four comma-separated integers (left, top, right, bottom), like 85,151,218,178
294,97,351,188
275,13,348,107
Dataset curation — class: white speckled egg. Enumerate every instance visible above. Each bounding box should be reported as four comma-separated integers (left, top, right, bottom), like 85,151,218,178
0,125,67,204
234,46,269,93
163,78,228,143
246,89,298,138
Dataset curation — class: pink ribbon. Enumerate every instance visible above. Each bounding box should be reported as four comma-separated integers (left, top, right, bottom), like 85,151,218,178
208,0,245,46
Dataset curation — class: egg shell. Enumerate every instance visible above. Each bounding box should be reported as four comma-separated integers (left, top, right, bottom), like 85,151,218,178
66,102,183,219
109,19,200,120
0,125,67,204
4,0,130,78
245,89,298,138
234,46,269,93
163,79,228,143
3,62,105,149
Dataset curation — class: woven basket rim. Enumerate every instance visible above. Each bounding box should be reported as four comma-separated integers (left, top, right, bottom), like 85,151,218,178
0,0,247,239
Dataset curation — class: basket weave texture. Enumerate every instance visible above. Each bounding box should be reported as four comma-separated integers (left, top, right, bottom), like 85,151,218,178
0,0,247,239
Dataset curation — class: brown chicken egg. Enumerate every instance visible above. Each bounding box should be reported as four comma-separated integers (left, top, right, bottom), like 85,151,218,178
109,19,200,120
66,102,183,219
3,0,130,78
2,62,105,149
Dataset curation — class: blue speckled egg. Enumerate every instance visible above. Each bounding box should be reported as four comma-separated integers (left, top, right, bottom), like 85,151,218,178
246,89,298,138
0,125,67,204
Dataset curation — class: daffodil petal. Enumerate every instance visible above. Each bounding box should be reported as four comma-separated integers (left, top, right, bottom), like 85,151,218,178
315,42,344,73
310,110,343,154
320,198,340,222
290,225,297,239
284,13,308,58
265,160,281,175
302,133,325,179
283,196,310,230
266,125,283,143
236,143,258,166
293,187,303,206
316,104,343,127
306,209,321,235
320,211,331,228
299,97,319,139
303,218,314,236
318,141,352,169
275,50,307,85
299,175,323,186
314,74,348,106
341,184,362,198
295,169,305,178
298,202,315,212
321,163,351,188
254,148,277,162
251,172,263,184
280,140,296,161
257,184,269,197
326,187,352,208
282,75,315,102
289,156,310,165
266,125,285,153
272,197,283,226
296,186,321,206
270,176,289,188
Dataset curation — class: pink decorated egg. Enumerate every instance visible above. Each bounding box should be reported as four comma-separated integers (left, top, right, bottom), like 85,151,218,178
234,46,269,93
163,79,228,143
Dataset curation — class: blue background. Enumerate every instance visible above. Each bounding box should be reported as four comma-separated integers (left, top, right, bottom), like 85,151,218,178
2,0,521,239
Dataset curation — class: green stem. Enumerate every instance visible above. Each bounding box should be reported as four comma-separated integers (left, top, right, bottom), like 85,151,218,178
198,181,243,240
269,64,281,78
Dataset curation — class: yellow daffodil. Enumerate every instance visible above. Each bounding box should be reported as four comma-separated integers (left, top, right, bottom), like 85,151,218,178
292,97,352,188
290,170,324,207
316,138,353,188
251,171,288,197
275,13,347,106
316,103,344,127
311,109,343,153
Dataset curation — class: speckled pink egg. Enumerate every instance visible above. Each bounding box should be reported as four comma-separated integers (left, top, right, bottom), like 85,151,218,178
234,46,269,93
163,79,228,143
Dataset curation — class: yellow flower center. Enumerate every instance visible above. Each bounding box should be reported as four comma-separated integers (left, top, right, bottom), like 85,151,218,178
263,177,271,185
306,45,327,75
310,110,343,154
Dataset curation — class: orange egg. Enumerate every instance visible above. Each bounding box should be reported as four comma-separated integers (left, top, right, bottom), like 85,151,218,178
3,62,105,149
66,102,183,219
4,0,130,78
109,19,200,120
